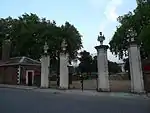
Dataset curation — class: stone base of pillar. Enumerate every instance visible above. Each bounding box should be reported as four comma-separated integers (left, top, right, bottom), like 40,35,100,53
97,88,110,92
130,90,145,94
58,87,68,90
40,86,50,89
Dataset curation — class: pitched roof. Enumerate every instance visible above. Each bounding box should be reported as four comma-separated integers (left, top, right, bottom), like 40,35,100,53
0,56,41,67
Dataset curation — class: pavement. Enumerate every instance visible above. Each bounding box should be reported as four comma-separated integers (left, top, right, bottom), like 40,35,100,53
0,84,149,99
34,88,150,99
0,88,150,113
0,84,38,90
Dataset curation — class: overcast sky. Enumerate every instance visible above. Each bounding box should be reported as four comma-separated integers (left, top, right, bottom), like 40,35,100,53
0,0,137,62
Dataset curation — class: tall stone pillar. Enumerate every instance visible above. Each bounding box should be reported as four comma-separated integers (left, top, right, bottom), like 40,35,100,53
95,45,109,91
41,42,50,88
128,39,144,93
59,40,69,89
95,32,110,91
59,53,69,89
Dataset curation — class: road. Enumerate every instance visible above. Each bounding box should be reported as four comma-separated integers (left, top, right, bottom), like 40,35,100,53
0,88,149,113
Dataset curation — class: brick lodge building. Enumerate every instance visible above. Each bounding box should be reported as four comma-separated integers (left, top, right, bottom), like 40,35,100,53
0,40,41,86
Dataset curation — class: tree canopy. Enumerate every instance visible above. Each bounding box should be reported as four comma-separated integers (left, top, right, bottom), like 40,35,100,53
0,13,82,61
109,3,150,59
108,61,122,74
78,50,121,74
78,50,93,73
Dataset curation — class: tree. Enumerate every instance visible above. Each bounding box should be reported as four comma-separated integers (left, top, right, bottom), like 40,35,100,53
90,56,121,74
109,3,150,59
123,58,131,79
0,13,82,61
0,13,83,76
0,16,15,59
108,61,122,74
60,22,82,60
78,50,121,74
139,24,150,55
123,58,129,72
91,56,98,72
78,50,93,74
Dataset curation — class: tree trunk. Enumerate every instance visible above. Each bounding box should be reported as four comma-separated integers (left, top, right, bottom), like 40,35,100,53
56,52,60,87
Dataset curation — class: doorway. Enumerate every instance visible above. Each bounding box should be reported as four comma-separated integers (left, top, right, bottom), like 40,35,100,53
26,70,34,86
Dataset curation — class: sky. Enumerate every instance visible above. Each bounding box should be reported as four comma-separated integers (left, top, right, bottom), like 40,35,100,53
0,0,137,63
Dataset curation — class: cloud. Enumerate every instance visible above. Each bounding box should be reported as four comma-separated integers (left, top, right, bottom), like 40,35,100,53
99,0,123,33
87,0,123,40
99,20,109,32
87,0,123,62
88,0,122,19
88,0,107,8
104,0,123,21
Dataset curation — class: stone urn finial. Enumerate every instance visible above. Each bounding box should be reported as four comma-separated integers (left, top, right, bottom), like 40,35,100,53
44,42,49,54
97,32,105,45
61,39,67,52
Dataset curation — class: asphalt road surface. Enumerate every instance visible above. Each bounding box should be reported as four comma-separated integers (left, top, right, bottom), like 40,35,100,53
0,88,150,113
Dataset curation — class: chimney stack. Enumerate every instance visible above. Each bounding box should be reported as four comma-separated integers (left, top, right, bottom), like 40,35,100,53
2,39,11,61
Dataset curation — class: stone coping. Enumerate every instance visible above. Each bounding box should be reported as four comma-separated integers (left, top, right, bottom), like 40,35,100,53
95,45,109,50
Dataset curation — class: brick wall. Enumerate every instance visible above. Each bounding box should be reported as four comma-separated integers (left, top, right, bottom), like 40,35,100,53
0,66,17,84
0,65,41,85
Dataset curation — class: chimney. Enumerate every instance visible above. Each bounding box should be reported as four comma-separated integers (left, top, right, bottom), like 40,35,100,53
2,39,11,61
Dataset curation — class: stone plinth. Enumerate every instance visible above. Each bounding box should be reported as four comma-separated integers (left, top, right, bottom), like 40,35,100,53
95,45,110,92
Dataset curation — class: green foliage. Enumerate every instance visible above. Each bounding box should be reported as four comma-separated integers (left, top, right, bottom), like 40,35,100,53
78,50,121,74
139,24,150,53
78,50,93,73
91,56,98,72
123,58,131,79
108,61,122,74
109,3,150,59
0,13,82,61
